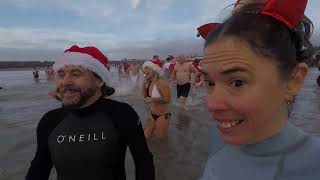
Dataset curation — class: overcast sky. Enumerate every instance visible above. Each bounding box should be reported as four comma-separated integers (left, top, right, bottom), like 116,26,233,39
0,0,319,61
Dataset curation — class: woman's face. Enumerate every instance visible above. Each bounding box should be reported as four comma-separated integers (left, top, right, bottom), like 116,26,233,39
144,67,154,81
201,38,289,145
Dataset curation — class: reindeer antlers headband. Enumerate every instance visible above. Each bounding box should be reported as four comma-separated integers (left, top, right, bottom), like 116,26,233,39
197,0,308,39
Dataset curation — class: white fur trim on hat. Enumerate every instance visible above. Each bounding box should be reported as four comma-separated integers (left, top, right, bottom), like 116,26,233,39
53,52,109,83
142,61,163,75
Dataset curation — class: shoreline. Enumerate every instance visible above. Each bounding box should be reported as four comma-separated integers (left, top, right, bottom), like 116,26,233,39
0,67,46,71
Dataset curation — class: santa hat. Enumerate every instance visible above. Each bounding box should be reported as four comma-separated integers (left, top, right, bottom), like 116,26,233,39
168,55,175,61
53,45,110,84
142,60,163,75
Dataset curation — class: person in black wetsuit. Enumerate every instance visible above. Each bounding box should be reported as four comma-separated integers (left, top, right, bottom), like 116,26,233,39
26,45,155,180
33,66,39,79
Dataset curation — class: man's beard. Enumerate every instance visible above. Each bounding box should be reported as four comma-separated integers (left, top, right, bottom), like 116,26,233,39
60,85,97,109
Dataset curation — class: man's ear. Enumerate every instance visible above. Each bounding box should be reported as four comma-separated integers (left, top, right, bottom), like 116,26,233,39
96,78,105,88
284,63,308,101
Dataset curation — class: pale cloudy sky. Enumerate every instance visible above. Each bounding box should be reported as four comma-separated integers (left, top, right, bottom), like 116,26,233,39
0,0,319,61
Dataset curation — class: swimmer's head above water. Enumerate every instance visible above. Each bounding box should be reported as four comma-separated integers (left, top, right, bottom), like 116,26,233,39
142,60,163,81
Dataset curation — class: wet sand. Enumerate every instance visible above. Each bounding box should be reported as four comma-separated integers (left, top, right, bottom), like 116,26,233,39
0,68,319,180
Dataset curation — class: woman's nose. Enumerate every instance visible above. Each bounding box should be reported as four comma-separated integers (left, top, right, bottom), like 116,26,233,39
206,87,229,112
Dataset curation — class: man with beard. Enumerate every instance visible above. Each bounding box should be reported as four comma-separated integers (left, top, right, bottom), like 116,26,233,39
26,45,155,180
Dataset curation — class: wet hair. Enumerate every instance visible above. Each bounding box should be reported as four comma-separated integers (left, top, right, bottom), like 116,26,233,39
152,71,160,81
92,73,115,96
101,85,115,96
205,3,314,79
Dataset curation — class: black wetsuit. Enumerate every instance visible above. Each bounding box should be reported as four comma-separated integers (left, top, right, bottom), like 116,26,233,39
33,71,39,79
26,97,155,180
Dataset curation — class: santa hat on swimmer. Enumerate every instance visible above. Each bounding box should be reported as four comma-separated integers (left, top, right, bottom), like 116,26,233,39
142,60,163,76
166,55,175,62
53,45,115,96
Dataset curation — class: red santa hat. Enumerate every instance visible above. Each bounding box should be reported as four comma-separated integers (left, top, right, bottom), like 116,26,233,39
53,45,110,84
142,60,163,75
168,55,175,61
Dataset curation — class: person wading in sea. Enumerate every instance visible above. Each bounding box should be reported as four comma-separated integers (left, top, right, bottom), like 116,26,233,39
26,45,155,180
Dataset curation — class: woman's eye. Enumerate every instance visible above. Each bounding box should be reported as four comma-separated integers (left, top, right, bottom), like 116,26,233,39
231,80,246,88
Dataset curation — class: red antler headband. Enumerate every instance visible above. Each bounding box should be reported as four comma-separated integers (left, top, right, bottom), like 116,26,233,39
260,0,307,29
234,0,307,29
197,0,307,40
196,23,220,39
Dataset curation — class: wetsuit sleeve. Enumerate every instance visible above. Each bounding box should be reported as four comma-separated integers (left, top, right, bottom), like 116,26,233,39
121,104,155,180
26,110,62,180
25,113,52,180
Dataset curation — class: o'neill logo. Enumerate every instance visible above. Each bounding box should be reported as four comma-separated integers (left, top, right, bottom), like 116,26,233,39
56,132,107,143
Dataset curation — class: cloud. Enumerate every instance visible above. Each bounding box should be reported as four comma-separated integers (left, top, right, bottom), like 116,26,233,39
131,0,140,9
105,37,203,59
67,2,115,17
1,0,119,18
0,0,319,62
0,27,119,50
199,0,234,23
0,38,204,61
0,47,60,61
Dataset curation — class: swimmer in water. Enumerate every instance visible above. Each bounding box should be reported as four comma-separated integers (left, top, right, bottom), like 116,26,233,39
27,45,155,180
171,54,199,105
142,60,171,142
127,61,142,87
33,66,39,79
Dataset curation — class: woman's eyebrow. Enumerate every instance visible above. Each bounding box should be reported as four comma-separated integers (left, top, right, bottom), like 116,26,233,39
220,67,250,75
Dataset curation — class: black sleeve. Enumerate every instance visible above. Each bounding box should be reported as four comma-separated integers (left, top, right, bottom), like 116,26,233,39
26,110,63,180
118,103,155,180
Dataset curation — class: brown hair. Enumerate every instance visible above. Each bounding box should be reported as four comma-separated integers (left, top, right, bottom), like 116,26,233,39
92,73,115,96
205,3,314,78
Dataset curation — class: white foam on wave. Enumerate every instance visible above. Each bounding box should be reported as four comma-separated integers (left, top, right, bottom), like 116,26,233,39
113,76,143,97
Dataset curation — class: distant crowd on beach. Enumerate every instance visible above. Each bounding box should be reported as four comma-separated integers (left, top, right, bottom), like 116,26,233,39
31,55,204,85
32,66,54,80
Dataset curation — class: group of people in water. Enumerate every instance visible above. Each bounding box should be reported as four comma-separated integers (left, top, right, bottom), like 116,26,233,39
25,0,320,180
48,53,202,142
140,54,204,141
32,66,55,80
